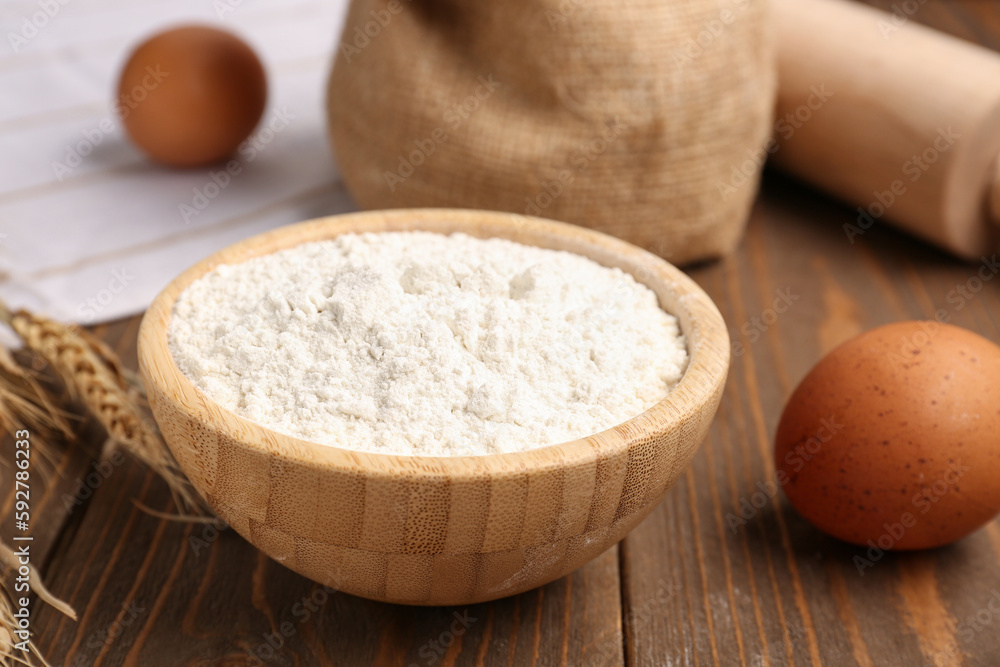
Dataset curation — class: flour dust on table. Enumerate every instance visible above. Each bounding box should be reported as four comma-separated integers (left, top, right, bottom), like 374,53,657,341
168,231,688,456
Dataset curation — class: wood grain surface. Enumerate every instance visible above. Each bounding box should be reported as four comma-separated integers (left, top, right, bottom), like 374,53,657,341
4,1,1000,665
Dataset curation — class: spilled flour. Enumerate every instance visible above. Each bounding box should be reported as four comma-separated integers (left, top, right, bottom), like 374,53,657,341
168,231,688,456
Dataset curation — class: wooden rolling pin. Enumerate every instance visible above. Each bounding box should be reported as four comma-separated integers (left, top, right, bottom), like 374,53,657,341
771,0,1000,259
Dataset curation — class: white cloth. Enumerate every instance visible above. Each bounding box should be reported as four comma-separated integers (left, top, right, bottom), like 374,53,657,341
0,0,353,327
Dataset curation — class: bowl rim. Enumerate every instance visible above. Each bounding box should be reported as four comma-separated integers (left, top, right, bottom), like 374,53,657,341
138,208,730,479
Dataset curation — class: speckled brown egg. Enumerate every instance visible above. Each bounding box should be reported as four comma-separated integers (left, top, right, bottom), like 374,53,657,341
775,321,1000,550
117,25,266,167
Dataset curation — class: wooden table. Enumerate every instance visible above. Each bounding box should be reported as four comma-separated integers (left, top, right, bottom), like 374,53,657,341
5,2,1000,665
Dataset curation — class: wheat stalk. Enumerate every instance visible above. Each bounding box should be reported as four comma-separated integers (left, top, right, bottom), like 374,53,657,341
0,540,74,667
0,543,75,623
0,346,68,434
0,304,206,515
0,345,72,482
0,305,209,666
0,302,212,663
0,585,41,667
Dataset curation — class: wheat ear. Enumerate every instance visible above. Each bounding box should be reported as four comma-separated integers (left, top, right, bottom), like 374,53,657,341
0,343,73,483
1,306,205,515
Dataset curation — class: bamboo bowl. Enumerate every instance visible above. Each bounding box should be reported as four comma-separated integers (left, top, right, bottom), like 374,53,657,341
138,209,729,606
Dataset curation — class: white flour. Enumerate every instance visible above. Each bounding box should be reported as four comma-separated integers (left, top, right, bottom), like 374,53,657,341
168,232,688,456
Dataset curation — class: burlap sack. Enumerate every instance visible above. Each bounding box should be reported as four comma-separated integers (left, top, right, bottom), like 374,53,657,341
327,0,775,265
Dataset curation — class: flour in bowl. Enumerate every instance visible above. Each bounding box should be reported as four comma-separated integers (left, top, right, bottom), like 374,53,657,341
168,231,687,456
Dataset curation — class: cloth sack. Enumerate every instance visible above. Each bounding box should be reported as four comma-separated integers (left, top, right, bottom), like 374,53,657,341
327,0,775,264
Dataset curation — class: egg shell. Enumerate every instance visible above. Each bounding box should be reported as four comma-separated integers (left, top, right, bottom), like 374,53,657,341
117,25,267,167
775,321,1000,550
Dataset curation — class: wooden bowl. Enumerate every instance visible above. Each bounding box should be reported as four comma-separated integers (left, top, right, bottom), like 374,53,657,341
138,209,729,606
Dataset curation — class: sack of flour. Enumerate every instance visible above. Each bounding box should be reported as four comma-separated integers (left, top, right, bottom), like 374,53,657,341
326,0,775,264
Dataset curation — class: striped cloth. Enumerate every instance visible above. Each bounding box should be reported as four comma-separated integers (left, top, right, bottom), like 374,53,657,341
0,0,353,327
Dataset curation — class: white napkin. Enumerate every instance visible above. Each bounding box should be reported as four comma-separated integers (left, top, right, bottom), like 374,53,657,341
0,0,354,328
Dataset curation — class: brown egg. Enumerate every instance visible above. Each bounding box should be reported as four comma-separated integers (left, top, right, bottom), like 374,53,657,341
117,25,267,167
775,321,1000,551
